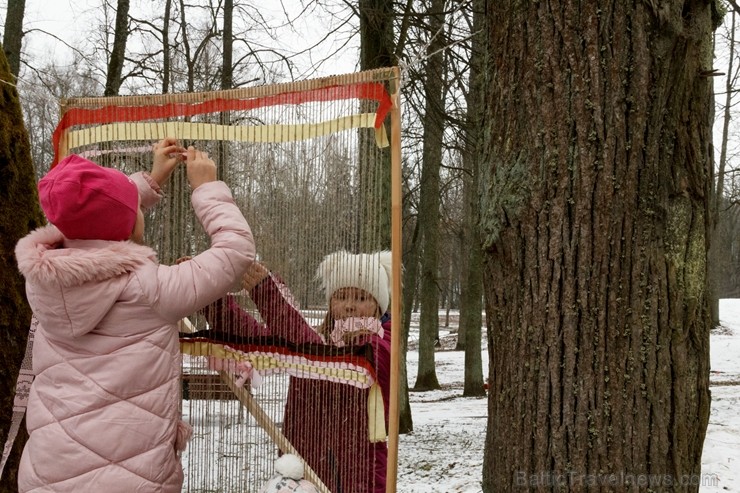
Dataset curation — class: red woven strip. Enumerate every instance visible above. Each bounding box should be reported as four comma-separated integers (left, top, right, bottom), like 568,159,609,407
52,83,392,166
182,336,378,381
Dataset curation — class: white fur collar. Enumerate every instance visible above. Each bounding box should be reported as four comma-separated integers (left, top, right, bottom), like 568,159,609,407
15,225,158,287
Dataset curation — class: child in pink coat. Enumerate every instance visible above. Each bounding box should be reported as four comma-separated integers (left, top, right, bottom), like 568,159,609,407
15,139,255,492
203,251,392,493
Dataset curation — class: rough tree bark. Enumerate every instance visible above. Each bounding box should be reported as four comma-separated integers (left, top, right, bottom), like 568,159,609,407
0,43,45,493
481,2,717,491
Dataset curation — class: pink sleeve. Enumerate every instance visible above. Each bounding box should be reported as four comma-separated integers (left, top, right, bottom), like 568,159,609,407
140,181,255,322
129,171,162,211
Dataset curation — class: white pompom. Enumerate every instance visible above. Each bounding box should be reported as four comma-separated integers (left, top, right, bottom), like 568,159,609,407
274,454,305,480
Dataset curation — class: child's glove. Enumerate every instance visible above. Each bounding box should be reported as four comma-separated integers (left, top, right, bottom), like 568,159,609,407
206,356,262,388
242,261,270,291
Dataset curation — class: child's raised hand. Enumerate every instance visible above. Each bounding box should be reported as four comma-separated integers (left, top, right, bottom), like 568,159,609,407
151,138,186,186
242,262,269,291
185,147,217,189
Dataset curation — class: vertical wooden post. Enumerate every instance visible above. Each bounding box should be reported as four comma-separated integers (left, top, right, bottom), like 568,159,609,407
386,65,403,493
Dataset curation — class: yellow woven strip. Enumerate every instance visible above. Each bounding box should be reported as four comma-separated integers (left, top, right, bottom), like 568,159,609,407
180,340,234,360
251,354,370,385
179,341,370,386
375,124,389,147
67,113,389,149
367,383,387,442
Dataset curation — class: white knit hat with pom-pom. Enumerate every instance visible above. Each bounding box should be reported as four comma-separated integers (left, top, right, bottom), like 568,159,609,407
259,454,319,493
274,454,305,480
316,250,392,314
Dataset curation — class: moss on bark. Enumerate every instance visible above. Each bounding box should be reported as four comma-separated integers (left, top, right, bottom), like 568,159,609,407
0,43,45,492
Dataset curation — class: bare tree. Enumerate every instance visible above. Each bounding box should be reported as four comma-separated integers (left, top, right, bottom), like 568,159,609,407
354,0,422,435
459,0,484,398
162,0,173,93
710,5,740,319
20,58,102,177
178,0,196,92
413,0,446,391
2,0,26,78
222,0,233,90
481,2,718,490
709,8,735,327
104,0,131,96
359,0,395,70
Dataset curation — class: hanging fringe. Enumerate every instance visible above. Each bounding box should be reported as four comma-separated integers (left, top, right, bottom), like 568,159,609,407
367,383,387,443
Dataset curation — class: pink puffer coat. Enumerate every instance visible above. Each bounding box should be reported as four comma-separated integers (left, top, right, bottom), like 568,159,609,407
15,173,255,492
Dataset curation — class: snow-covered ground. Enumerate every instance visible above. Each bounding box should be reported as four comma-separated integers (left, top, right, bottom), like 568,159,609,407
398,300,740,492
181,301,740,492
399,348,487,492
701,300,740,492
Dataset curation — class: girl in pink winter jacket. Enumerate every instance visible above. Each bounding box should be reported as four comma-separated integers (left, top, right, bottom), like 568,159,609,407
202,251,392,493
15,139,255,493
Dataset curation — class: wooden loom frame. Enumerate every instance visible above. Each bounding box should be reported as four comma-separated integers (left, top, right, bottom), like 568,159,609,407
54,67,404,493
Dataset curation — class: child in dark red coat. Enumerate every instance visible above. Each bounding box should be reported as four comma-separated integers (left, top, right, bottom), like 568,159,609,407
204,251,392,493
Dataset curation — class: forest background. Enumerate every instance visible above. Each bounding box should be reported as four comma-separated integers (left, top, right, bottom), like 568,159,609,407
1,1,739,492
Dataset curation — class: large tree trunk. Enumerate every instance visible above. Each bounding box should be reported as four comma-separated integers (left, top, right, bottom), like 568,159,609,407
0,43,45,493
481,2,714,491
2,0,26,78
413,0,446,391
104,0,130,96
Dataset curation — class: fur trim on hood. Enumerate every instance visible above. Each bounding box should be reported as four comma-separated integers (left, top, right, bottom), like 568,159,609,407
15,224,157,287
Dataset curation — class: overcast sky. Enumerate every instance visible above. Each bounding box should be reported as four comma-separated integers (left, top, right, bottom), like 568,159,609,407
0,0,360,79
4,0,100,61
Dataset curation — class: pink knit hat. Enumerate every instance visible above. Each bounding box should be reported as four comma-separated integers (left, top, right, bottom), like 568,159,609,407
38,155,139,241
